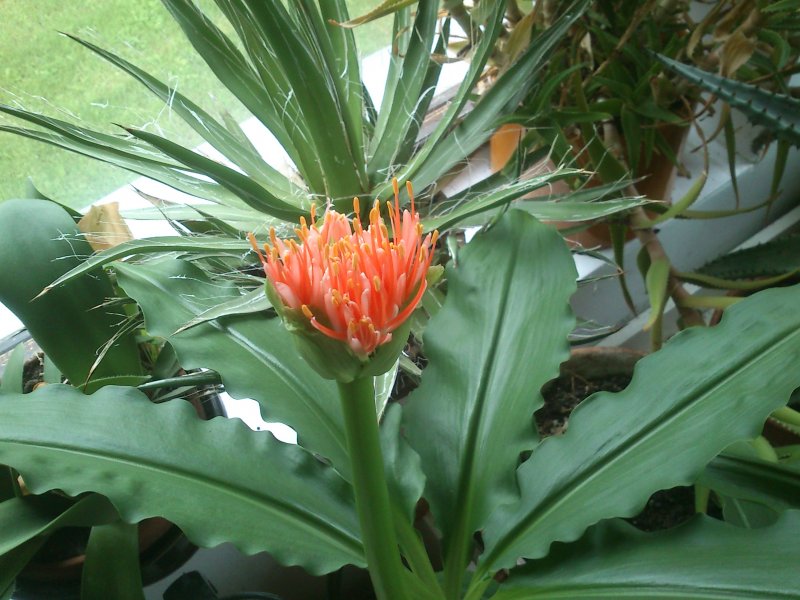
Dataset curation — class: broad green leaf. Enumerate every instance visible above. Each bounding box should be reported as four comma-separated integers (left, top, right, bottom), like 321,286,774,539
0,384,363,573
403,211,577,594
113,259,348,472
0,538,46,597
700,446,800,513
0,345,25,393
479,283,800,575
0,199,143,385
493,512,800,599
381,404,425,524
41,236,253,294
0,494,119,556
82,522,144,600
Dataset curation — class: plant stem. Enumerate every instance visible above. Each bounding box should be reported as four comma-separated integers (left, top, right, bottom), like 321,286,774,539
338,377,409,600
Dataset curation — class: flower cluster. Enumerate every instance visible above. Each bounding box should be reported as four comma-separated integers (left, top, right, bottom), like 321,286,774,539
249,180,437,358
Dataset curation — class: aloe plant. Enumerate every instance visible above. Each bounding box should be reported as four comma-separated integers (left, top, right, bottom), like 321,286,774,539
656,54,800,148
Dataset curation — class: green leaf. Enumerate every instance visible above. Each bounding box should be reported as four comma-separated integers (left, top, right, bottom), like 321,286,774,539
420,170,581,232
124,127,306,222
0,384,364,573
698,235,800,280
493,512,800,599
159,0,302,170
66,33,300,200
643,256,669,333
0,199,143,385
233,0,365,200
655,54,800,147
113,259,348,473
367,0,438,179
381,404,425,524
173,287,272,334
0,344,25,394
0,494,119,556
333,0,417,27
404,1,590,193
0,538,46,597
700,445,800,513
40,235,253,293
479,283,800,575
403,211,577,594
81,522,144,600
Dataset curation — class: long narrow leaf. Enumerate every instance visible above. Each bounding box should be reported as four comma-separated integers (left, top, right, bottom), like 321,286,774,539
125,127,306,221
66,33,301,199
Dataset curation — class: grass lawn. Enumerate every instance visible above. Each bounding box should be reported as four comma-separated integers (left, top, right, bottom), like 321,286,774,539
0,1,391,209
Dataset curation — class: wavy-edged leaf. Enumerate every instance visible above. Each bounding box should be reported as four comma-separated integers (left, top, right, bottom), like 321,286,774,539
479,283,800,575
0,385,363,573
403,211,577,593
698,235,800,280
494,512,800,599
40,236,253,294
0,493,119,556
113,259,348,473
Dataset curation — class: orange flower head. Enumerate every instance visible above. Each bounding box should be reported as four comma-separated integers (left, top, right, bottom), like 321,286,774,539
249,180,438,358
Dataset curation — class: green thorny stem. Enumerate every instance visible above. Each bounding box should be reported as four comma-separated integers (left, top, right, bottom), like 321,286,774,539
338,376,412,600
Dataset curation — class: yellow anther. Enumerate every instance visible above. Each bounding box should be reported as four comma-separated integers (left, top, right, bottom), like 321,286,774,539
373,276,381,292
301,305,314,319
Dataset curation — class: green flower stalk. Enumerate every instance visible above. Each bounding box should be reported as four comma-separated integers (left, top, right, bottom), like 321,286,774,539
249,179,438,599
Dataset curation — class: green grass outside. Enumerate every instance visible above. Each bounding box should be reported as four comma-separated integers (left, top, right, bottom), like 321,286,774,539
0,1,391,209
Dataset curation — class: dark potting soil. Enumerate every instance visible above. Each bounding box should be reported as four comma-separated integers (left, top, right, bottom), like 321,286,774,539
537,371,707,531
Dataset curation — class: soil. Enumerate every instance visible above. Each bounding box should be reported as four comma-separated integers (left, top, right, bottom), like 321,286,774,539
537,370,713,531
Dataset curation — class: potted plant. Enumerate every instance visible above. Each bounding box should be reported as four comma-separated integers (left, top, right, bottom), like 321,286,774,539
2,190,800,597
